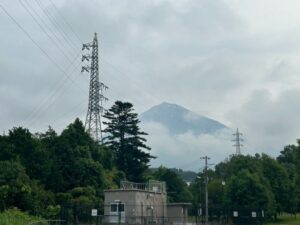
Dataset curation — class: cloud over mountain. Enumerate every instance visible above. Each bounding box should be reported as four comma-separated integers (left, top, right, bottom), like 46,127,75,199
140,102,233,171
140,102,228,135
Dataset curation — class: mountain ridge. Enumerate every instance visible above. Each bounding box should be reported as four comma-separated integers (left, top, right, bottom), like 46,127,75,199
140,102,228,135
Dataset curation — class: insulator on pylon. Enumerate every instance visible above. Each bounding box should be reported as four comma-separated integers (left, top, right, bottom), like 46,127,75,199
82,55,91,62
81,66,90,73
82,43,91,51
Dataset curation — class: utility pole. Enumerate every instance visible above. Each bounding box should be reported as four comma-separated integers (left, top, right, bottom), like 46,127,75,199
232,128,243,155
200,156,210,225
82,33,108,143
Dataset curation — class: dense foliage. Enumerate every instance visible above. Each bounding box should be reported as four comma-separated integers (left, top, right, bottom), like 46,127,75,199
0,119,116,217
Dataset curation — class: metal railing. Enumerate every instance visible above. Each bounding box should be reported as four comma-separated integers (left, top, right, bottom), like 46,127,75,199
120,180,166,193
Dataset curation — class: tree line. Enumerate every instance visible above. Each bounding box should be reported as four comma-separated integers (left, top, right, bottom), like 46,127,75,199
189,151,300,219
0,101,299,220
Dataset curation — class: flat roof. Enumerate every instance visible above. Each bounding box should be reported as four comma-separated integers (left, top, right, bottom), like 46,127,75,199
104,189,166,194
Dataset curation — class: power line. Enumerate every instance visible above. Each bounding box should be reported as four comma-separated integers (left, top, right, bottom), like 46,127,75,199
0,4,84,92
19,0,75,64
25,62,85,127
0,4,88,128
100,59,160,103
18,0,88,125
53,99,87,129
35,0,80,51
25,0,76,57
48,0,82,43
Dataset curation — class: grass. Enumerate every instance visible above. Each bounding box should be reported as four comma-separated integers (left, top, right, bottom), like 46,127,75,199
0,209,42,225
266,214,300,225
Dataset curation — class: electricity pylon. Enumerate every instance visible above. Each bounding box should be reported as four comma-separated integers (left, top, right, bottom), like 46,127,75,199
232,128,243,155
81,33,107,143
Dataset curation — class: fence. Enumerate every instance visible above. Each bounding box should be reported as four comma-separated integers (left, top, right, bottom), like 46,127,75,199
58,203,264,225
230,208,265,225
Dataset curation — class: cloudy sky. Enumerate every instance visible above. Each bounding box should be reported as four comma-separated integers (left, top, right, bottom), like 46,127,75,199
1,0,300,170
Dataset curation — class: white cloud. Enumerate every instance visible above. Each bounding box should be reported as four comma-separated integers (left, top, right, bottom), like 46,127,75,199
142,121,233,171
227,88,300,156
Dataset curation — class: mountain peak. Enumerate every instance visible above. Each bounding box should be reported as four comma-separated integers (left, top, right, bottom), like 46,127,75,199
150,102,189,113
140,102,228,135
159,102,182,107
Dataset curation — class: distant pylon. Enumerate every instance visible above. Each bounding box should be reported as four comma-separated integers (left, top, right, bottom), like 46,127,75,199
81,33,108,143
232,128,243,155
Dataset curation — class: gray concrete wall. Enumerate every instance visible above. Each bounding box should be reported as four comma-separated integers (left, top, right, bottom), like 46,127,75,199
167,205,189,223
104,190,167,224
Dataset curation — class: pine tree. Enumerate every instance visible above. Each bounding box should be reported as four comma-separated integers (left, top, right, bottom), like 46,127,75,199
103,101,154,182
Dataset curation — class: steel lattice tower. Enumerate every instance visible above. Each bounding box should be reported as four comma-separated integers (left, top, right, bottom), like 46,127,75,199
82,33,107,142
232,128,243,155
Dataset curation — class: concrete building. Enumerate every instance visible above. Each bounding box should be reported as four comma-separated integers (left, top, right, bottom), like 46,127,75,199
104,180,167,225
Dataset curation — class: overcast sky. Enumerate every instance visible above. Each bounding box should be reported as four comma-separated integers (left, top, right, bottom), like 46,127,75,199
1,0,300,170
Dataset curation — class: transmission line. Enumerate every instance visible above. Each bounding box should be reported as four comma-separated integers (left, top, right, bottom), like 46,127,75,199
0,4,86,90
18,0,88,125
35,0,80,52
19,0,76,65
0,4,87,125
24,0,76,57
48,0,82,43
25,62,85,127
54,99,87,129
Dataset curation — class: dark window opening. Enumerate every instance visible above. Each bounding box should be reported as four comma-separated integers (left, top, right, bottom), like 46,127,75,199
111,204,117,212
110,203,125,212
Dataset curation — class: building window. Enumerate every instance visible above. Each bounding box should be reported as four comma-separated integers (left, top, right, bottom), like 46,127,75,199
110,203,125,212
119,203,125,212
110,204,118,212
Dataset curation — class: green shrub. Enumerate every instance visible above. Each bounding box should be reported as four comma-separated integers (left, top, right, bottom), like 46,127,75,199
0,208,41,225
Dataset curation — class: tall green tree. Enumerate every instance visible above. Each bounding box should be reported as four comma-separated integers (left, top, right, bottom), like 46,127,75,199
224,170,275,217
277,141,300,213
277,144,298,180
260,154,290,215
103,101,154,182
